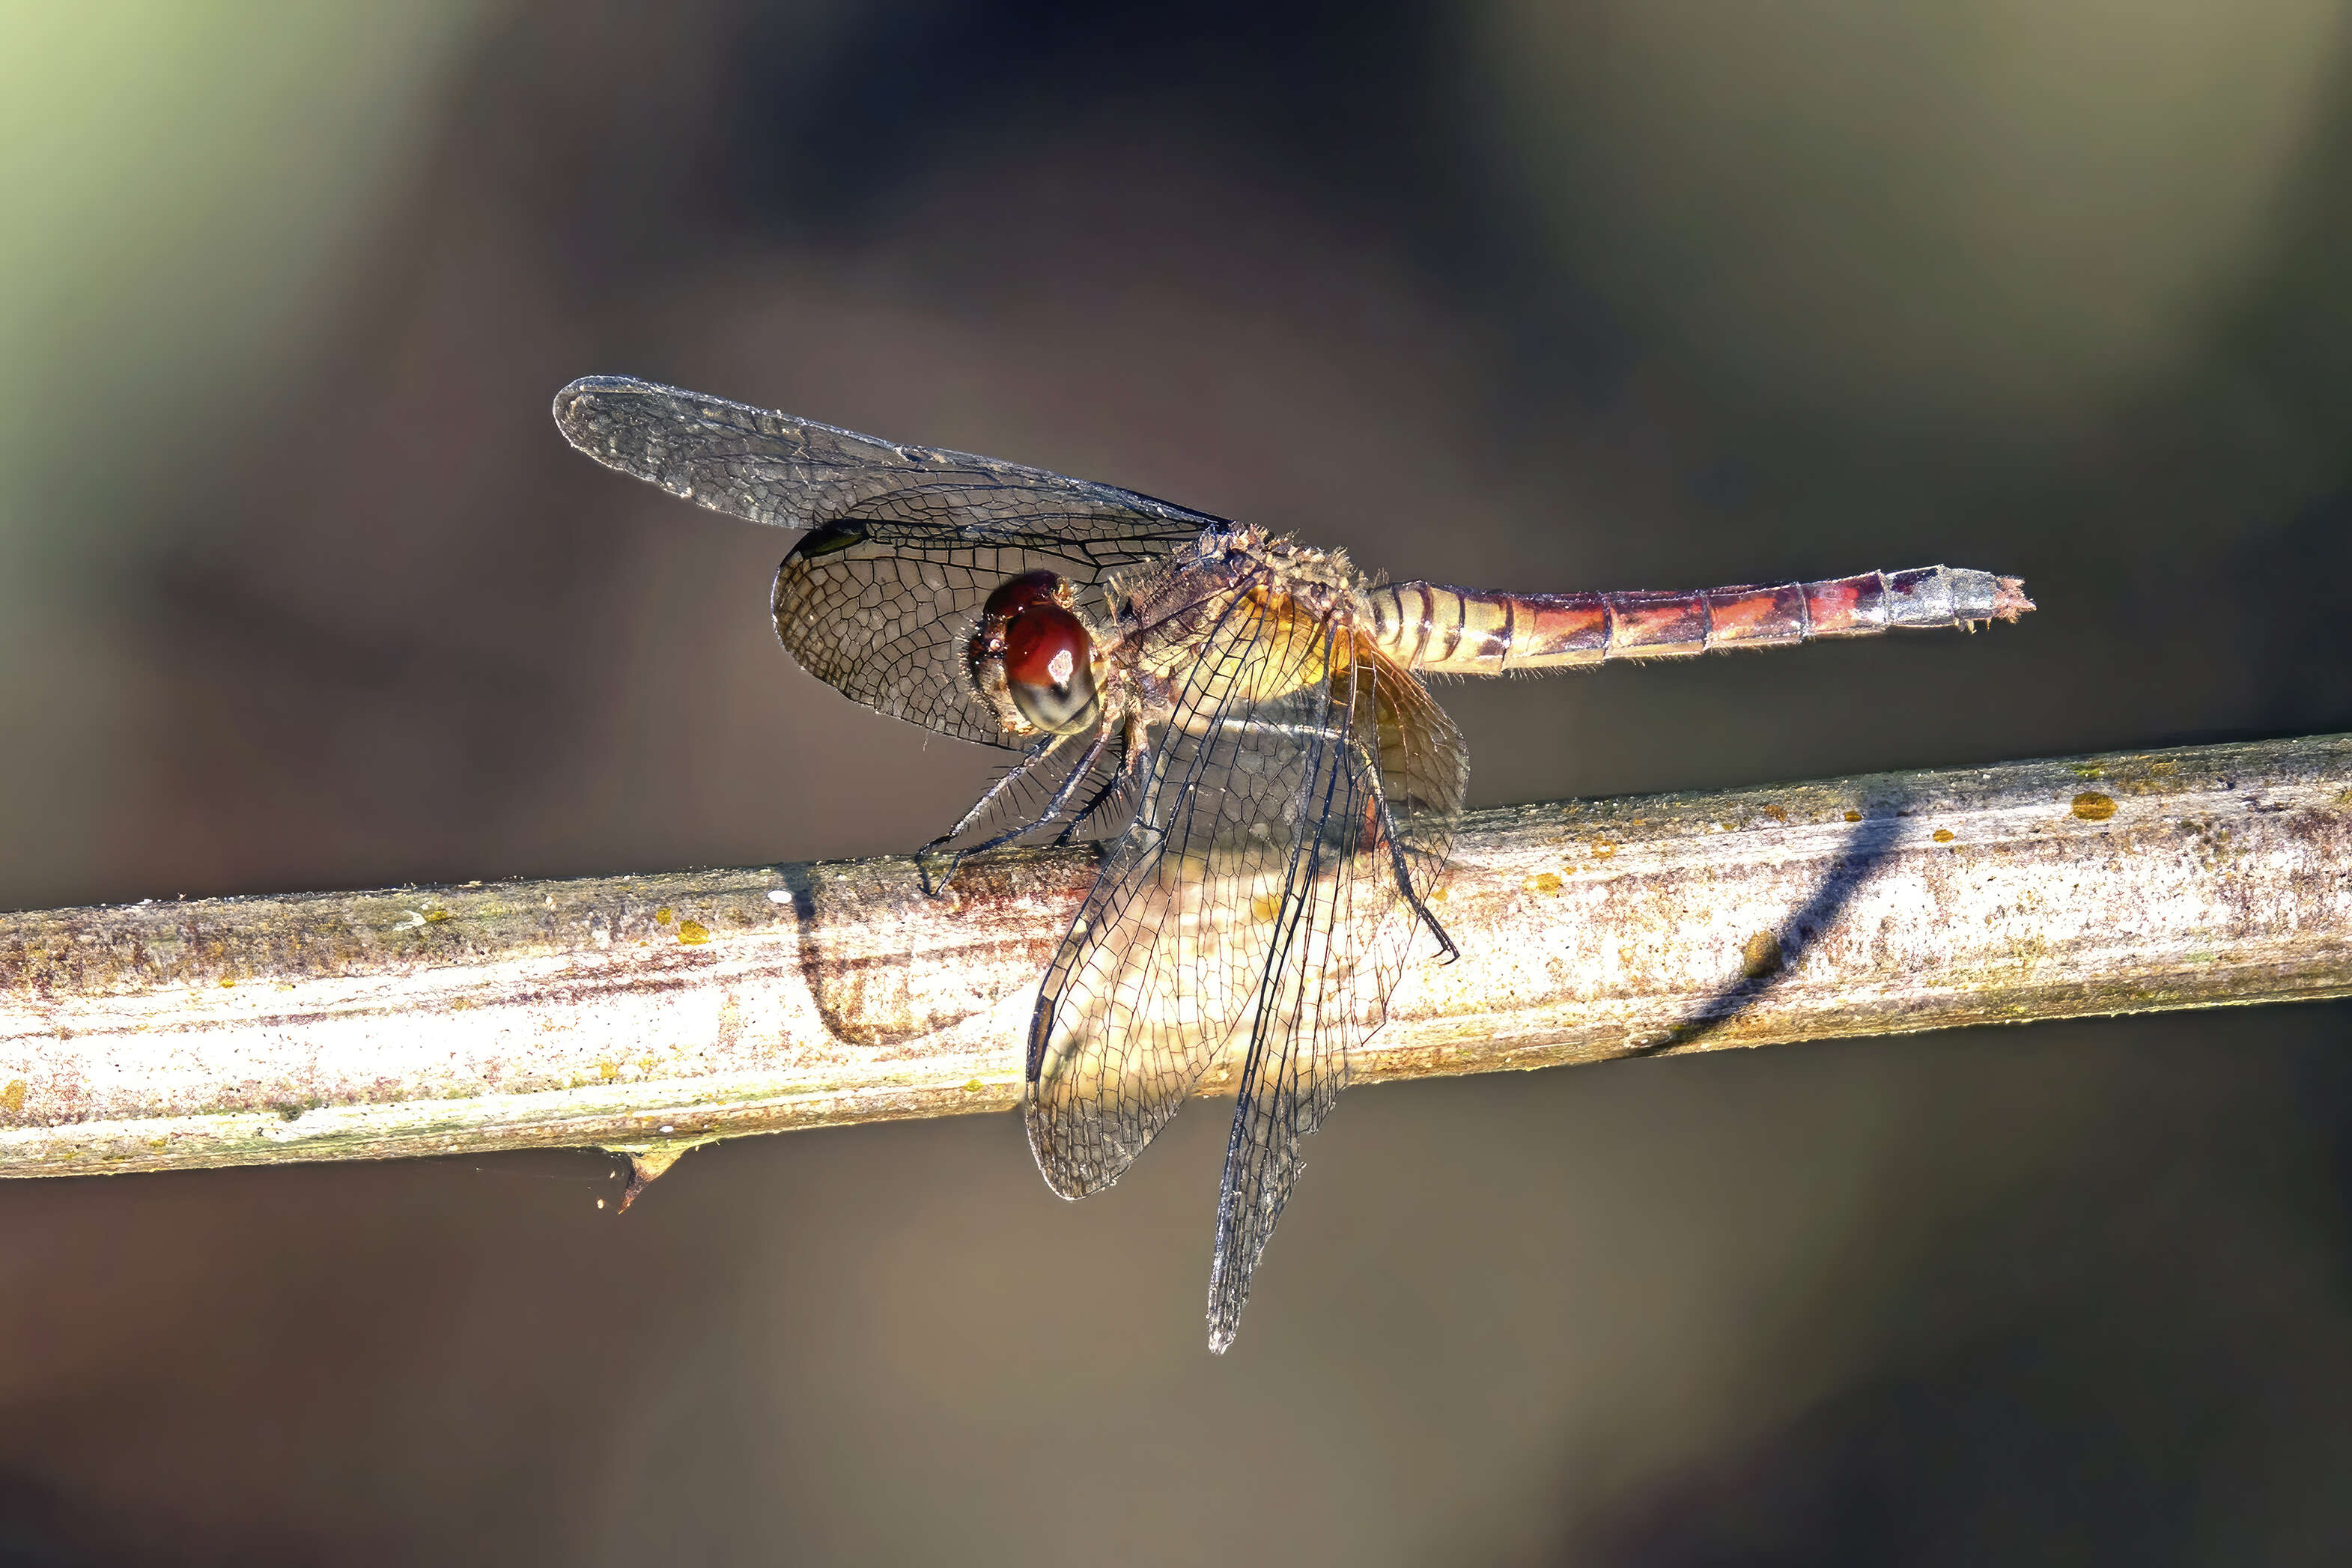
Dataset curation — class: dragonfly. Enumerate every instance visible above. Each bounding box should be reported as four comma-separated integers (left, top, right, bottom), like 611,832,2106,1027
553,375,2034,1352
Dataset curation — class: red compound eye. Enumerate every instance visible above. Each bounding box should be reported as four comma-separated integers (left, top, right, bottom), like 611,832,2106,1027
981,570,1065,623
1003,604,1087,688
1001,603,1098,734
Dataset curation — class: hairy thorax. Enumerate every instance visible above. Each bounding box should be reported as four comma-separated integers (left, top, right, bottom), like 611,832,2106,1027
1107,529,1375,717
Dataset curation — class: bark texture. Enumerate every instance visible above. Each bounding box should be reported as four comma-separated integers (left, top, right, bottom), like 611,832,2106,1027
4,735,2348,1179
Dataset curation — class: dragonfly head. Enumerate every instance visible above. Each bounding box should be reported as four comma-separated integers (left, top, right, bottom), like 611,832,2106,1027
968,571,1102,736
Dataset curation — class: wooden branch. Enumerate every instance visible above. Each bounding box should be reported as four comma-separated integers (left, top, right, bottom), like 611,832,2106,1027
6,735,2351,1184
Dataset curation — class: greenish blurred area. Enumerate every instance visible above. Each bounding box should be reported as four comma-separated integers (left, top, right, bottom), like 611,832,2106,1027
0,0,486,899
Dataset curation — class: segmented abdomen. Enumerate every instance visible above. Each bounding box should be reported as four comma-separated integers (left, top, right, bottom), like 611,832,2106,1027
1367,566,2032,675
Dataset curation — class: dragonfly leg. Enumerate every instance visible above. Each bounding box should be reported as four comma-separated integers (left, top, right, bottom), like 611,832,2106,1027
924,734,1061,848
1328,726,1460,961
1351,738,1459,963
1382,803,1458,961
917,734,1060,893
1051,745,1130,845
1215,717,1462,962
1052,711,1151,845
919,723,1119,893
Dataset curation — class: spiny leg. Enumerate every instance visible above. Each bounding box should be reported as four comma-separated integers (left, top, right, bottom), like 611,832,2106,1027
957,722,1116,857
1050,754,1129,847
1212,717,1461,961
917,733,1060,893
1376,787,1458,961
919,723,1119,893
1335,723,1459,962
925,733,1062,848
1051,713,1147,846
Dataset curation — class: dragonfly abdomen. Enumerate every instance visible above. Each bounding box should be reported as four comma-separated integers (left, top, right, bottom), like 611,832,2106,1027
1369,566,2032,675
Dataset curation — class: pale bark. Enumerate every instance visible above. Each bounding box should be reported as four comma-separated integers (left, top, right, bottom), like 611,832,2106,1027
5,734,2348,1182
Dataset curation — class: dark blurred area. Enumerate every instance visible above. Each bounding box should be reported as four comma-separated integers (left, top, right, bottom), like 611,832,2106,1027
5,1,2352,1561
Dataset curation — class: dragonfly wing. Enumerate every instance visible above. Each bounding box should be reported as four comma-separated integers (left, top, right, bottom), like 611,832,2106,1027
1024,572,1467,1349
553,376,1224,744
553,375,1222,538
1025,571,1344,1195
773,519,1189,747
1206,639,1465,1352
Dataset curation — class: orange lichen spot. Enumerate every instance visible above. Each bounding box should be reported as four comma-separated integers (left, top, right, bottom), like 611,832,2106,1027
677,920,711,945
599,1060,620,1081
654,907,673,925
219,976,236,988
0,1080,23,1116
1589,842,1617,860
2071,791,2117,822
1762,804,1788,823
423,909,452,924
1525,872,1564,895
1932,829,1955,843
1844,810,1863,823
449,996,474,1010
1741,930,1784,979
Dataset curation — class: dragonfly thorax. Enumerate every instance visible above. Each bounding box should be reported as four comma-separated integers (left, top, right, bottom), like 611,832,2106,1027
967,571,1104,736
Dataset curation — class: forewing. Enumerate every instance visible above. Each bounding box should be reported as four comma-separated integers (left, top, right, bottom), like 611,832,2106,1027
553,375,1222,539
553,376,1223,744
1206,639,1465,1351
1024,574,1343,1197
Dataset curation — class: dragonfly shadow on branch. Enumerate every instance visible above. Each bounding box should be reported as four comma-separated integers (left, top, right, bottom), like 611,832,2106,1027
771,855,1056,1051
1635,812,1909,1057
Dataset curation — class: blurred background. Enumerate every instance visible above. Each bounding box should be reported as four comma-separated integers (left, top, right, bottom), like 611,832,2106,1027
4,0,2352,1561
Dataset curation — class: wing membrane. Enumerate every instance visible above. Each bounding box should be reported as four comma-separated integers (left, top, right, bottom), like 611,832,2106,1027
1206,642,1464,1350
1024,569,1466,1348
1024,575,1331,1194
553,376,1222,744
774,521,1185,747
553,375,1223,538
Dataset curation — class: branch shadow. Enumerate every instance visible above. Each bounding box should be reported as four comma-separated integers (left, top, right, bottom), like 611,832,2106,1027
1626,812,1909,1058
